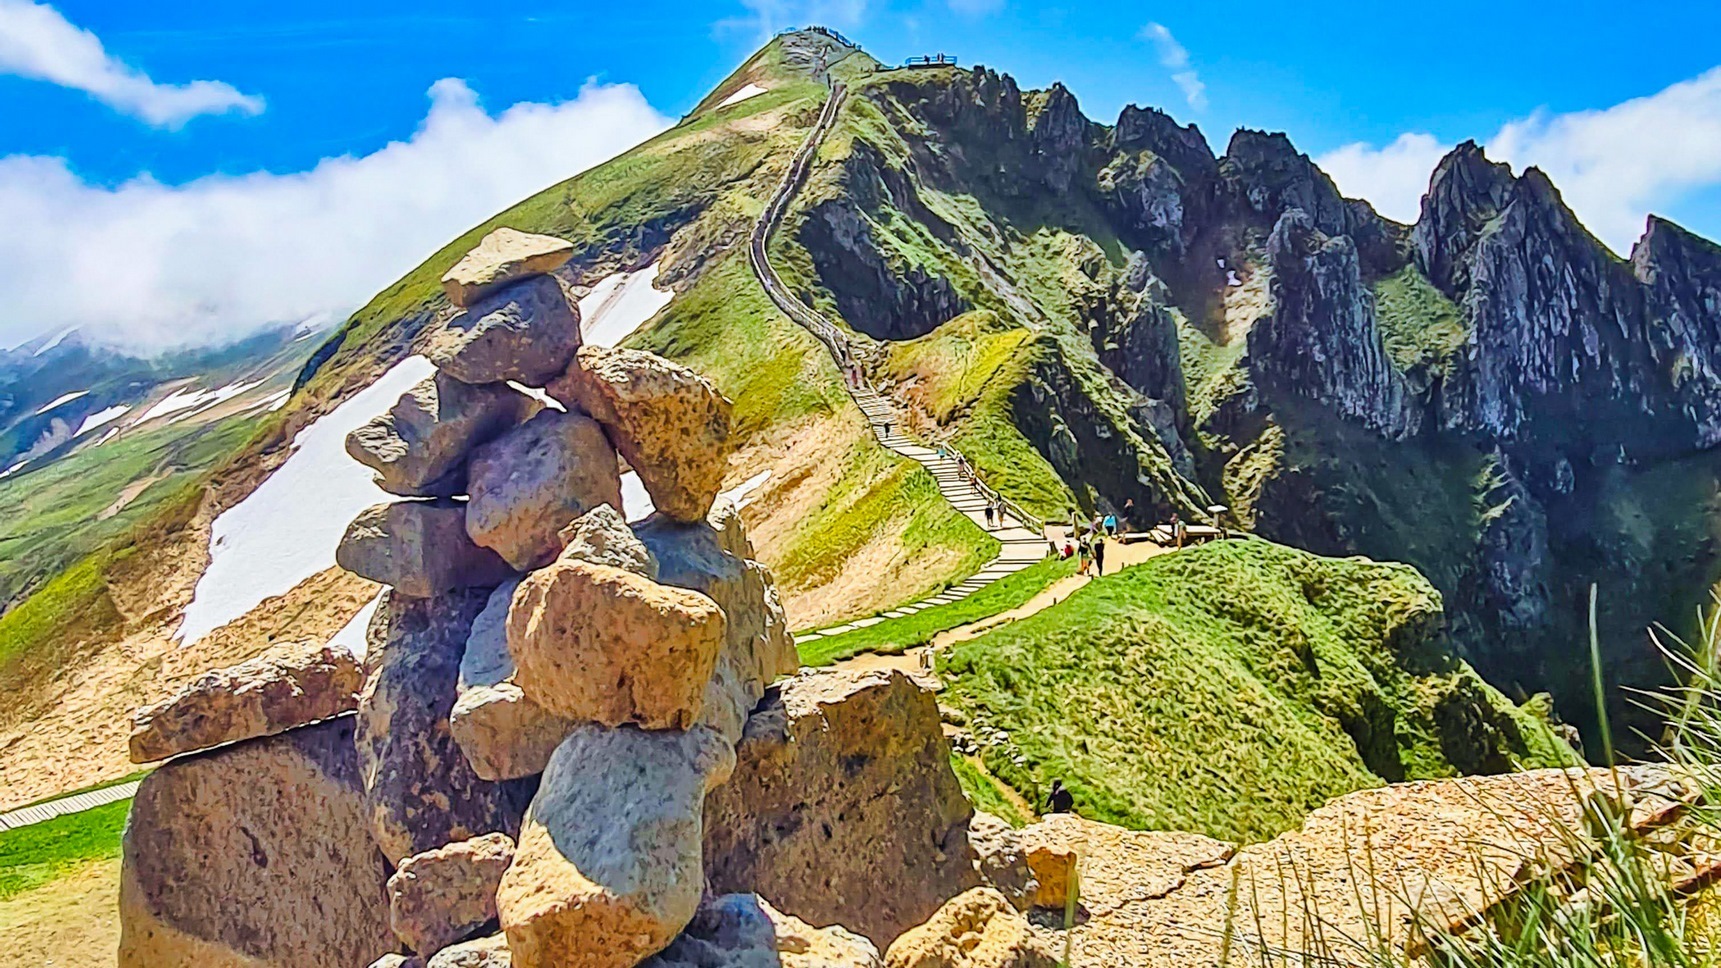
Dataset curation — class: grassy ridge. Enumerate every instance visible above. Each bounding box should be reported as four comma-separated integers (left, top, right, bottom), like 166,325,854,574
940,539,1567,843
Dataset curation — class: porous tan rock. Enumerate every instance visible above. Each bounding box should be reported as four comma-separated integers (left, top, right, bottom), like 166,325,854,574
506,559,724,729
450,578,576,782
883,888,1056,968
338,499,513,598
644,893,882,967
390,833,516,956
118,716,395,968
429,275,580,385
497,725,735,968
557,503,658,578
703,668,979,946
441,228,576,308
359,589,525,864
964,813,1078,912
128,641,363,763
466,409,623,570
429,934,512,966
1019,841,1076,911
548,345,734,522
346,371,531,496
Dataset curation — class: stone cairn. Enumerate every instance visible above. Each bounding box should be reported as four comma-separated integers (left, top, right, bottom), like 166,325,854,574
116,228,1076,968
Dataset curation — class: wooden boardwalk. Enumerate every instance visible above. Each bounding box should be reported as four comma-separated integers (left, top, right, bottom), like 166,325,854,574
0,780,139,831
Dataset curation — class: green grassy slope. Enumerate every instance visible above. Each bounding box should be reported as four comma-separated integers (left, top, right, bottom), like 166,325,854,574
0,799,129,900
939,539,1567,843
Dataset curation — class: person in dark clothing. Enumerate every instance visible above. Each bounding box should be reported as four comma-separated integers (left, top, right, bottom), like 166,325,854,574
1046,778,1074,814
1093,536,1106,576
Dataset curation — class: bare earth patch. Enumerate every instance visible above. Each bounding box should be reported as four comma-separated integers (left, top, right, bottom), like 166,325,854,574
1,858,121,968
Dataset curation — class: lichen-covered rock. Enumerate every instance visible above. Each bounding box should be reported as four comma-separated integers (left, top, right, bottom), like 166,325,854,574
466,409,623,571
428,275,580,386
390,833,516,956
703,668,979,946
129,642,363,763
346,372,531,496
442,228,577,308
118,716,395,968
548,345,734,523
643,894,882,968
557,503,658,579
497,725,735,968
359,589,524,864
338,500,513,598
882,888,1056,968
450,578,577,782
506,559,724,729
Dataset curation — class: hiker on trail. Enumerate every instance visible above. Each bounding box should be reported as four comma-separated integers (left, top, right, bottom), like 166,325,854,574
1078,532,1095,576
1060,538,1075,560
1103,513,1117,536
983,502,995,529
882,420,892,438
1172,512,1187,549
1046,778,1074,814
993,498,1005,527
1094,535,1106,575
1123,498,1135,533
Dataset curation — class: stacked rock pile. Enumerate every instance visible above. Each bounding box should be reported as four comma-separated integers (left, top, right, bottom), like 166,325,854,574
116,228,1075,968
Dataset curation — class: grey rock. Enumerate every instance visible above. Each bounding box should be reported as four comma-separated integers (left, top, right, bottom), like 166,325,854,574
556,503,658,579
428,275,580,386
643,894,882,968
338,500,513,598
389,833,515,956
346,371,531,496
450,578,577,782
466,409,623,571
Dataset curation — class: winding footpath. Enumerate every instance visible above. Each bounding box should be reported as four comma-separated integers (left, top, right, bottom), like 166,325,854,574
747,83,1049,646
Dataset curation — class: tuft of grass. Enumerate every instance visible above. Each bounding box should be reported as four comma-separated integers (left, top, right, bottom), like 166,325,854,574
950,753,1030,828
0,798,129,900
798,555,1074,666
939,539,1566,844
1372,263,1468,376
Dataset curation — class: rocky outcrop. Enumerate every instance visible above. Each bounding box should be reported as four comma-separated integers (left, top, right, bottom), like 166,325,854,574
496,725,735,968
338,500,514,599
1027,83,1090,194
1633,215,1721,448
704,668,979,946
358,589,523,864
118,716,395,968
965,813,1076,912
128,642,363,763
389,833,516,956
506,558,725,729
347,372,530,497
442,228,576,308
1247,208,1420,437
548,346,735,523
450,577,577,782
645,894,883,968
883,888,1056,968
465,409,623,570
428,275,581,386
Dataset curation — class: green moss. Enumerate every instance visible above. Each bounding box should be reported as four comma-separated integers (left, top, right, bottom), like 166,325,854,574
0,550,123,686
0,798,129,900
1372,264,1468,375
940,539,1566,843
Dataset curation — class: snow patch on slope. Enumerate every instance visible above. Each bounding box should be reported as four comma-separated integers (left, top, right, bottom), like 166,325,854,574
34,390,89,415
717,469,772,511
76,405,130,436
325,590,383,661
718,83,768,108
580,264,673,349
175,356,437,646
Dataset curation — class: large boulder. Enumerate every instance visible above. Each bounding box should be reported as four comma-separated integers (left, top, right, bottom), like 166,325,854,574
703,668,978,946
429,275,580,386
450,578,577,782
882,888,1056,968
497,725,735,968
118,716,396,968
338,499,513,598
129,641,363,763
965,813,1079,912
390,833,516,956
506,559,724,729
359,589,525,864
635,504,796,745
347,372,531,496
643,894,883,968
442,228,576,308
548,345,735,523
466,409,623,571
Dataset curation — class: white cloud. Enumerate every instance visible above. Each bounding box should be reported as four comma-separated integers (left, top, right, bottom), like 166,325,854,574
0,0,263,127
715,0,869,41
1140,22,1206,112
1317,66,1721,251
0,78,670,350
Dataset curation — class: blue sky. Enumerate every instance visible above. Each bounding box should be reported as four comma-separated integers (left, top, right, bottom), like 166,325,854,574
2,0,1719,348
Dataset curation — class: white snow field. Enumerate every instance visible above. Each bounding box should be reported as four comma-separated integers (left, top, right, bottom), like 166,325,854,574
717,469,772,510
34,389,90,415
718,83,767,107
175,356,437,645
579,264,674,349
139,379,267,426
76,405,130,436
324,590,383,661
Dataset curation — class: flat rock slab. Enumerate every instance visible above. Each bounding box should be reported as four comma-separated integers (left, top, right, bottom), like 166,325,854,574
498,725,735,968
429,275,580,386
644,894,882,968
442,228,576,308
360,589,526,864
549,345,734,523
118,715,396,968
339,500,514,598
703,668,979,947
390,833,516,956
466,409,622,571
347,371,531,496
129,641,363,763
